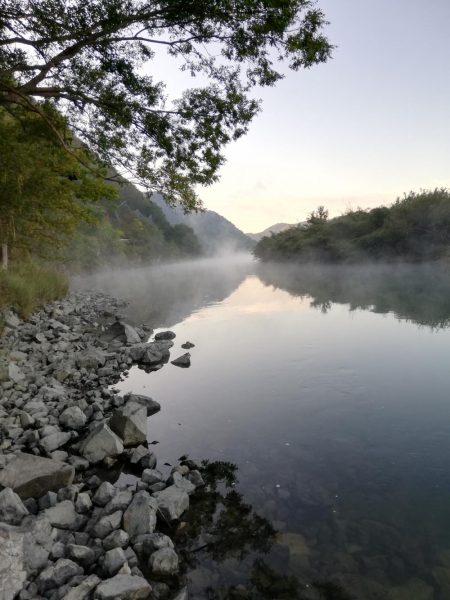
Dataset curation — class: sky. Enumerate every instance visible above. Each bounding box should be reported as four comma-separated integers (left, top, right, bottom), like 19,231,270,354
152,0,450,233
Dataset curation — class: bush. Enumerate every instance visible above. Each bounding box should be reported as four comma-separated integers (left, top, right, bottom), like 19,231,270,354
0,262,68,316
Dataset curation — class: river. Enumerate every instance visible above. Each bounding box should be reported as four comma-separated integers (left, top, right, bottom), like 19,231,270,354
75,256,450,599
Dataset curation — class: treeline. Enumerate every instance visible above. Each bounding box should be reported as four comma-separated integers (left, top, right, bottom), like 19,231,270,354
254,190,450,263
0,105,203,274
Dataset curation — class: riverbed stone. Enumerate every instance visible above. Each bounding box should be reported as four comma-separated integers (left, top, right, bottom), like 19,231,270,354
93,482,116,507
102,321,141,345
76,348,106,369
67,544,95,567
103,529,130,550
125,394,161,417
0,488,29,525
171,353,191,368
123,491,157,540
94,574,152,600
154,331,176,341
142,469,163,485
60,574,101,600
109,402,147,446
45,500,84,530
93,510,123,539
0,524,27,600
103,547,127,576
37,558,83,593
153,486,189,522
59,407,87,431
40,431,72,453
0,452,75,499
148,547,179,576
79,422,124,463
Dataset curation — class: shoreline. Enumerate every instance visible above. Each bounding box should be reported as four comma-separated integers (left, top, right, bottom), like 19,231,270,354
0,291,201,600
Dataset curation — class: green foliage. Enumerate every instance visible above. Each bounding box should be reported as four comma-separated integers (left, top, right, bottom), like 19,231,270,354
0,0,332,208
254,189,450,263
0,106,116,259
0,262,68,316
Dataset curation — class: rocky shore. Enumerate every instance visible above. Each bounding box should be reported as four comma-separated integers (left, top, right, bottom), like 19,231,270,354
0,292,204,600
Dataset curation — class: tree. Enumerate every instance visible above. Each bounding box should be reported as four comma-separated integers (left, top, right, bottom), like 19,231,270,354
0,0,332,208
0,106,115,267
307,205,328,225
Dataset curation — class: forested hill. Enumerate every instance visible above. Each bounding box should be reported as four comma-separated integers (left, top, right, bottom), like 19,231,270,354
254,190,450,264
150,193,254,255
65,181,203,272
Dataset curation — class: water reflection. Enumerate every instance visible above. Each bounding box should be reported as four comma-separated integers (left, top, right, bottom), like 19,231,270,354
94,258,450,599
72,255,253,326
257,262,450,329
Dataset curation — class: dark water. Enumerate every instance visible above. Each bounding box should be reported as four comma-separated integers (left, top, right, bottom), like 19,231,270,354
76,257,450,599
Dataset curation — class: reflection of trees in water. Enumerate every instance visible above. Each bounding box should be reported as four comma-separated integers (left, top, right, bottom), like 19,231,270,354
73,256,254,327
171,461,352,600
257,263,450,329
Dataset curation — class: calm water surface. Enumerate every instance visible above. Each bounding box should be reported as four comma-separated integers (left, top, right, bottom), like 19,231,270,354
77,257,450,599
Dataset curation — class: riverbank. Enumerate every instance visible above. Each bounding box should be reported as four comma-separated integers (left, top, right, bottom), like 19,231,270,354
0,291,202,600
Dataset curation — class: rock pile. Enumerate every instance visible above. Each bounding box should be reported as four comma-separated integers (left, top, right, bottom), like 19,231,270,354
0,293,200,600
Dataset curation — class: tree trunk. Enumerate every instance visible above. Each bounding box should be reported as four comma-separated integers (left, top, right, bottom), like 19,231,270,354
2,243,8,270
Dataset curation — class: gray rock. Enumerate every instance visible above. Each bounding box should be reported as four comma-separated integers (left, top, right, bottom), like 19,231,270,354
75,492,92,513
103,489,133,515
37,558,83,593
181,342,195,349
135,533,173,556
103,547,127,576
170,472,196,496
187,470,205,488
7,362,25,383
154,486,189,522
123,491,157,540
148,547,179,576
142,469,163,485
102,321,141,345
0,452,74,499
67,544,95,567
60,574,101,600
125,394,161,417
80,422,124,463
0,524,27,599
93,482,116,507
93,510,123,539
3,311,21,328
109,402,147,447
38,491,58,510
170,353,191,368
154,331,176,341
59,407,87,431
0,488,29,525
45,500,83,530
76,348,106,369
172,588,189,600
130,446,156,469
94,574,152,600
103,529,130,550
40,431,72,453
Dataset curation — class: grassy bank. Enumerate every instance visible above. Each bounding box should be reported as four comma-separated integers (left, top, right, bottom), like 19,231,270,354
0,262,68,318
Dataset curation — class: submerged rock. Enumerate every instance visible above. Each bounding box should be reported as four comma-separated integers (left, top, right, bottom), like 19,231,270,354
181,342,195,349
0,453,74,499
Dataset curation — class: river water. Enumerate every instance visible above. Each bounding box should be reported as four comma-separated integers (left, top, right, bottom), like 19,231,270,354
76,256,450,599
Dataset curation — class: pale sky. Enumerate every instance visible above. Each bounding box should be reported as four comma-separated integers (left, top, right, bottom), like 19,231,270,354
152,0,450,233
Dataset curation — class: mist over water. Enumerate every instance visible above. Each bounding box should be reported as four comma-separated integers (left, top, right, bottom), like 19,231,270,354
74,257,450,598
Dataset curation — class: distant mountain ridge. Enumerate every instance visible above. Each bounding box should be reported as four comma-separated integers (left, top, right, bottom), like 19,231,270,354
247,222,295,241
150,193,254,254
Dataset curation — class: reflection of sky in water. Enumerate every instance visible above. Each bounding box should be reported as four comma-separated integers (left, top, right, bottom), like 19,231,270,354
110,261,450,598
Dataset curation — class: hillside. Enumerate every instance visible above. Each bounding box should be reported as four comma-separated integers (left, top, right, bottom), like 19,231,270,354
64,181,202,271
151,193,254,254
247,222,295,241
254,189,450,264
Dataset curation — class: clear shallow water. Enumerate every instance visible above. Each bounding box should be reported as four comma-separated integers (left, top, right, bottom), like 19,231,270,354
76,258,450,599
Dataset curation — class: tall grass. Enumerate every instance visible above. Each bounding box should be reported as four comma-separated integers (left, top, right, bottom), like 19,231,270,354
0,262,68,317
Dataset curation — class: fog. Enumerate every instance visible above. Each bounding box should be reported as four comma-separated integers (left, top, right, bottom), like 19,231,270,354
72,254,450,331
71,253,254,327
